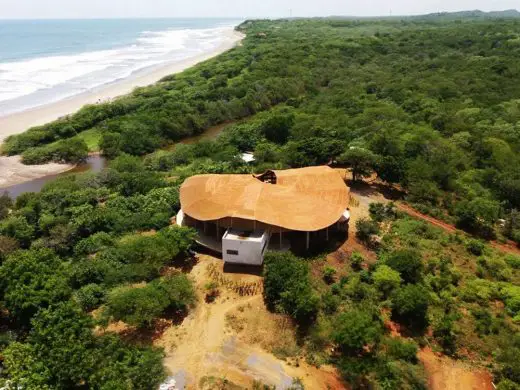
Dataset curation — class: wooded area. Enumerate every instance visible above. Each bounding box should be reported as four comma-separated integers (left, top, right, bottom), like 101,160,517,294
0,14,520,389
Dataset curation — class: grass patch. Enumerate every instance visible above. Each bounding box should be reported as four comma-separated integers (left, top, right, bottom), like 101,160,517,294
76,128,102,152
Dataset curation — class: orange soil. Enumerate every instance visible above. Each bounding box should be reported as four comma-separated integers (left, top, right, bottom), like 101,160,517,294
418,348,494,390
156,255,346,389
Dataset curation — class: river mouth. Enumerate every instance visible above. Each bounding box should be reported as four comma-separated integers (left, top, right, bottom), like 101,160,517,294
1,122,230,200
2,154,107,200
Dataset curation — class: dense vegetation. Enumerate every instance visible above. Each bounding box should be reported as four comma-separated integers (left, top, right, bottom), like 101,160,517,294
0,155,198,388
1,13,520,388
263,205,520,389
5,16,520,244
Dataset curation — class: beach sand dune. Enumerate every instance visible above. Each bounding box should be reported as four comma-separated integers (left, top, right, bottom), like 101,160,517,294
0,30,243,189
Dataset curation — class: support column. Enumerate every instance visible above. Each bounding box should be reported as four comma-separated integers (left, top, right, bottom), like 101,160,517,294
306,231,310,250
279,226,282,249
326,227,329,241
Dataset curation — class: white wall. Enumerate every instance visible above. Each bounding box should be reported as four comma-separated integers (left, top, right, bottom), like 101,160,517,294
222,231,269,265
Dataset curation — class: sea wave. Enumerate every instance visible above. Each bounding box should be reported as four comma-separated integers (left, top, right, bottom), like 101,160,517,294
0,24,235,115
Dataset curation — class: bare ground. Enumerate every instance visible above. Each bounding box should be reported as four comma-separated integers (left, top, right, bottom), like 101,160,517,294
418,348,494,390
0,155,73,189
156,255,345,389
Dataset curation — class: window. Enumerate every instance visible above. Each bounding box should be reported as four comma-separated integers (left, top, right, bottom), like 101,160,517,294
226,250,239,256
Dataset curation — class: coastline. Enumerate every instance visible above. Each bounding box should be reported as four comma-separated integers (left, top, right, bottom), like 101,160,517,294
0,29,244,143
0,29,244,190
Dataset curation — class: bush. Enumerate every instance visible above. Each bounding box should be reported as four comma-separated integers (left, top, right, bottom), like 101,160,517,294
323,266,337,284
433,314,458,355
103,274,193,328
75,284,106,311
356,218,380,246
350,251,365,270
263,252,319,324
466,239,485,256
373,265,402,296
505,254,520,269
459,278,500,303
392,284,430,331
333,308,383,355
74,232,115,256
384,249,424,284
381,337,419,363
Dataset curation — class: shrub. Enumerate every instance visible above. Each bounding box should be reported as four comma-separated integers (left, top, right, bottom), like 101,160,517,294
381,337,419,363
105,273,194,328
74,232,115,256
0,235,19,262
350,251,365,270
373,265,402,296
263,252,319,324
471,308,500,336
392,284,430,331
433,314,458,355
332,308,383,355
505,254,520,269
323,266,337,284
74,284,106,312
384,249,423,284
466,239,485,256
356,218,380,246
105,284,169,328
0,216,35,248
322,291,340,314
459,279,500,303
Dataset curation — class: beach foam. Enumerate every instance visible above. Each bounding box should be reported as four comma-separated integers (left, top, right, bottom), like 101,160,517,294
0,24,236,116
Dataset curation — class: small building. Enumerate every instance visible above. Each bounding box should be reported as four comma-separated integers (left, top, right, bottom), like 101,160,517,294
222,229,270,265
178,166,350,265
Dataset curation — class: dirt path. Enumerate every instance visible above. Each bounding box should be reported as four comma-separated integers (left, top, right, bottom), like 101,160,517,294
158,256,345,389
418,348,494,390
396,203,520,256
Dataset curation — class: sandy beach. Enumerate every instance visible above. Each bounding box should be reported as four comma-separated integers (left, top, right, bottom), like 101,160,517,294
0,29,243,143
0,29,243,189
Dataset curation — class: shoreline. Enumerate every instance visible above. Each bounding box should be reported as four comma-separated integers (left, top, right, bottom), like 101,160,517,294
0,29,244,143
0,29,244,190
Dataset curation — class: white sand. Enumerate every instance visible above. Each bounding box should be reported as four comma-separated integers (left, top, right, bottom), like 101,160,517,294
0,155,73,189
0,30,244,143
0,30,244,189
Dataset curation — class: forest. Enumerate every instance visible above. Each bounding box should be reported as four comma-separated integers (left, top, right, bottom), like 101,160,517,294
0,14,520,389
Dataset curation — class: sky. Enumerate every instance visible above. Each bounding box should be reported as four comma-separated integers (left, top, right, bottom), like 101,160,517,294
0,0,518,19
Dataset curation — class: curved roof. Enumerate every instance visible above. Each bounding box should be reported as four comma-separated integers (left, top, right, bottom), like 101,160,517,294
180,166,350,232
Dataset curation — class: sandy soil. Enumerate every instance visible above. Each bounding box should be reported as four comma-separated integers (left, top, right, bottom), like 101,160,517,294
0,155,73,189
0,30,244,143
156,255,345,389
418,348,494,390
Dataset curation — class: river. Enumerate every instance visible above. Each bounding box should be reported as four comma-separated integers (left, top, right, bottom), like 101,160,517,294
1,122,229,199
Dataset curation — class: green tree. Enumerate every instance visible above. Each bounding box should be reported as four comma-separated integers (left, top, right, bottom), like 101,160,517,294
373,265,402,296
263,252,319,323
100,132,122,159
385,249,424,284
332,308,383,355
0,248,71,327
339,147,377,182
392,284,430,331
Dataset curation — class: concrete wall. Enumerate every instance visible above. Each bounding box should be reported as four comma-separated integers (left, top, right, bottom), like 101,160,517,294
222,230,270,265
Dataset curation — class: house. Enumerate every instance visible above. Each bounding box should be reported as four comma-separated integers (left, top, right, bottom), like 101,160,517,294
177,166,350,265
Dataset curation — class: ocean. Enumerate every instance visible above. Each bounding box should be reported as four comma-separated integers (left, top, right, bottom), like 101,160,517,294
0,18,241,116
